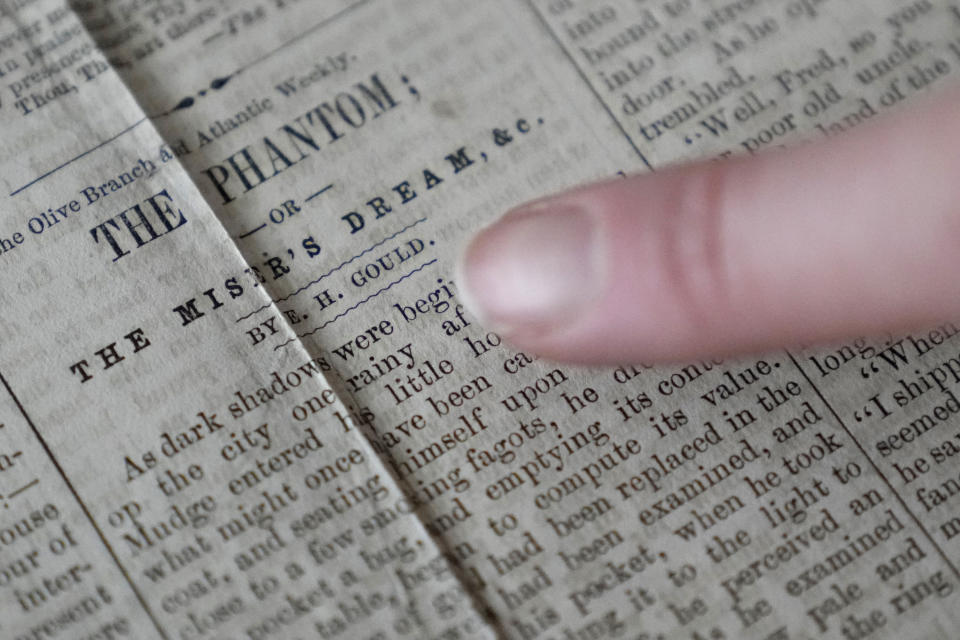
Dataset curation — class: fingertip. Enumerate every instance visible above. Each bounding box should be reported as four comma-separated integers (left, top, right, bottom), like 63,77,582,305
456,200,608,341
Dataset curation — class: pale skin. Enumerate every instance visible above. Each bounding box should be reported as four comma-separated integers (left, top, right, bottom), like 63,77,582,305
458,86,960,365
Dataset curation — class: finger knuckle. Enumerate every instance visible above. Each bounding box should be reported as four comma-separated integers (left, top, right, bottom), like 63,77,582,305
657,165,732,328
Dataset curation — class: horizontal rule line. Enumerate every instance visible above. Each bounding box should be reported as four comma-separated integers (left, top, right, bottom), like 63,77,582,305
305,184,334,201
238,223,268,239
8,0,374,198
8,477,39,499
9,118,148,197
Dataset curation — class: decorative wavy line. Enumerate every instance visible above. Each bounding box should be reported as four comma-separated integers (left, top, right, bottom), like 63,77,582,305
234,217,427,323
273,259,438,351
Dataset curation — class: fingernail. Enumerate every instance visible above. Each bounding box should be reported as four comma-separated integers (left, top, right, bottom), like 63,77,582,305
458,203,605,334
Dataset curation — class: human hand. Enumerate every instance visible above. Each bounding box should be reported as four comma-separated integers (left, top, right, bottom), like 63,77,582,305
458,87,960,365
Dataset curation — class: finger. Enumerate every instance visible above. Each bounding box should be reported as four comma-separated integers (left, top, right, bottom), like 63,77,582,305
457,86,960,365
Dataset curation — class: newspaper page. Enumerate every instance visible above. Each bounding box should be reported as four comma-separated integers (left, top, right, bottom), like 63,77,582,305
1,0,960,638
